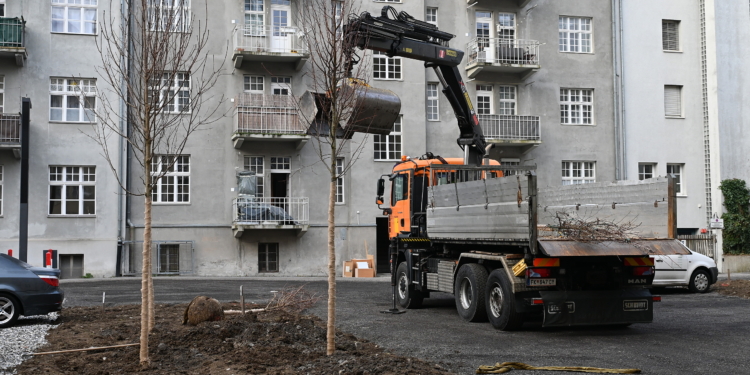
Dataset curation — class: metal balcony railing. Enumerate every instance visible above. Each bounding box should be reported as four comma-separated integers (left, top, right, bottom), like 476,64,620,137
234,24,307,55
478,114,541,142
233,196,309,226
234,93,307,135
0,17,25,48
0,113,21,143
466,38,539,66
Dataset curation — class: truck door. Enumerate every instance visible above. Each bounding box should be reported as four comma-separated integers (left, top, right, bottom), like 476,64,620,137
390,173,411,238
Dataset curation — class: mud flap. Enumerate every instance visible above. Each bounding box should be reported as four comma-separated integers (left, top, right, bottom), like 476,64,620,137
540,289,653,327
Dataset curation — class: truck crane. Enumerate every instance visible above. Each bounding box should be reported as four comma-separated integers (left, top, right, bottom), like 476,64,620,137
341,6,688,330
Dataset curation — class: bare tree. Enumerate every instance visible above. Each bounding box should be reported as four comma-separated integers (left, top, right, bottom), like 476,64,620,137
297,0,382,356
89,0,224,366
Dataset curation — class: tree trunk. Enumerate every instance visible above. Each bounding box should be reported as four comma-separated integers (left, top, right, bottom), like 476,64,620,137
326,176,336,355
140,193,152,366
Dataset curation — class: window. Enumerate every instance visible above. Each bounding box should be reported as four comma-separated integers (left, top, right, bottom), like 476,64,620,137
0,76,4,112
148,0,190,32
270,76,291,95
376,0,401,2
244,76,264,93
50,78,96,122
391,174,407,204
244,0,264,35
662,20,680,51
0,1,4,17
560,88,593,125
497,13,516,41
270,157,291,171
158,244,179,273
258,243,278,272
0,165,3,216
425,7,437,26
476,11,491,49
498,86,516,115
151,155,190,203
373,51,402,80
51,0,97,34
562,161,595,185
49,166,96,215
244,156,264,197
501,158,519,176
374,115,402,161
476,85,493,115
427,83,439,121
638,163,656,180
667,164,684,195
149,72,190,113
664,85,682,117
559,16,592,53
336,158,344,204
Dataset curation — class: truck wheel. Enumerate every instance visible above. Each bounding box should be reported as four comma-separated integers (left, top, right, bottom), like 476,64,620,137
396,262,423,309
0,294,20,328
485,269,524,330
688,269,711,293
454,263,488,322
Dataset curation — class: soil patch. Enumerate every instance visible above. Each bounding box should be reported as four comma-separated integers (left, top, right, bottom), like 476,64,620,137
15,303,452,375
713,279,750,299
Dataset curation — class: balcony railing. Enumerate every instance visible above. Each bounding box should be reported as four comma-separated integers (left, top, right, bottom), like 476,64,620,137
0,113,21,144
478,114,541,142
234,25,307,55
466,38,540,66
233,197,309,226
234,93,307,135
0,17,25,48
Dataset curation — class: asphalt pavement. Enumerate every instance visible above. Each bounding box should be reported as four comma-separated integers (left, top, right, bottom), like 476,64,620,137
59,275,750,375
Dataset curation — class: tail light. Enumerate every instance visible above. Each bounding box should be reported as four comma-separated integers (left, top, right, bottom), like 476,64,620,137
631,266,654,276
38,275,59,287
527,268,552,278
652,295,662,302
530,298,544,305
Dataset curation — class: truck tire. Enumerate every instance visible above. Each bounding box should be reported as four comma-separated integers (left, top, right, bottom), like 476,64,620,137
485,269,524,330
454,263,488,322
396,262,423,309
688,269,711,293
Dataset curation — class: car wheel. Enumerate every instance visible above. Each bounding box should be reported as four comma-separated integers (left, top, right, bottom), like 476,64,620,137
485,269,524,331
396,262,423,309
454,263,488,322
0,294,20,328
689,269,711,293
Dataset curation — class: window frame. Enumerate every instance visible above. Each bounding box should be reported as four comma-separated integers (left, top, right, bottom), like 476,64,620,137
49,78,97,123
664,85,683,118
427,82,440,121
0,1,5,17
497,12,516,41
148,0,191,33
244,75,264,93
158,243,180,273
498,85,517,115
667,163,685,196
638,163,656,181
375,0,402,3
0,75,4,113
373,51,402,81
560,88,594,125
151,155,191,204
425,7,437,26
476,85,493,115
258,243,279,273
335,157,345,204
559,16,593,54
0,165,3,216
374,115,403,161
149,72,191,114
662,20,681,52
244,156,265,198
48,166,96,217
51,0,98,35
562,161,596,185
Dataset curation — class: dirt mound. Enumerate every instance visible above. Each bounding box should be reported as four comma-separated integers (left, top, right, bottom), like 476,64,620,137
15,303,452,375
714,279,750,299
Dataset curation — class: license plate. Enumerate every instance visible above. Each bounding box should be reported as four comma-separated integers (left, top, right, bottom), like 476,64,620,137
623,300,648,311
547,301,575,314
528,278,556,286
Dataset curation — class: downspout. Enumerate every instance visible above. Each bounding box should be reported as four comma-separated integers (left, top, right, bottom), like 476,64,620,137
611,0,626,180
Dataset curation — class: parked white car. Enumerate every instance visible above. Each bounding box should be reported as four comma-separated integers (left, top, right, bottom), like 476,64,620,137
651,245,718,293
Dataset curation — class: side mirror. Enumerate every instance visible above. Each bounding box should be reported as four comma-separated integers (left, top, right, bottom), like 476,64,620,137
376,178,385,204
376,198,384,205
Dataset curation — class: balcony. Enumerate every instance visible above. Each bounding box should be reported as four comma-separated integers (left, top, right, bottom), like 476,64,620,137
232,25,308,70
232,197,309,238
466,38,540,79
0,17,27,66
478,114,541,153
465,0,532,7
232,93,310,150
0,113,21,158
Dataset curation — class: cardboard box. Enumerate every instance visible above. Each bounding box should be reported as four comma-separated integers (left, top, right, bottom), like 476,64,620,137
355,268,375,278
366,254,376,276
351,258,374,270
343,261,354,277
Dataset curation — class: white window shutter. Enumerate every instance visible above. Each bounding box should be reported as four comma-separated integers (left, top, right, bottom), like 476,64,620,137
664,85,682,117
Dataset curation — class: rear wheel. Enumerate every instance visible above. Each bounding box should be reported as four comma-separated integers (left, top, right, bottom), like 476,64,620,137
689,269,711,293
486,269,524,330
0,294,20,328
396,262,423,309
454,263,488,322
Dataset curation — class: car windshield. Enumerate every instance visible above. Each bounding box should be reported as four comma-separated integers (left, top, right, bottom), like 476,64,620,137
0,254,32,269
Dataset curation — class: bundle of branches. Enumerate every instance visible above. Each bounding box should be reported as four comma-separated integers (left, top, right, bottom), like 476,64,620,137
264,285,321,314
546,211,642,244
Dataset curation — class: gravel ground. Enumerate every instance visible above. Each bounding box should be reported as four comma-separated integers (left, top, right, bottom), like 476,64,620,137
0,313,59,375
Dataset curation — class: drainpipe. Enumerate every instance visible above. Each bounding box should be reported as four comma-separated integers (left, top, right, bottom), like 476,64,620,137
611,0,626,180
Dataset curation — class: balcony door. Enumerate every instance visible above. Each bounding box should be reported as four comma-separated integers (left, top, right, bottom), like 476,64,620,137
270,157,290,212
475,11,493,63
270,1,292,52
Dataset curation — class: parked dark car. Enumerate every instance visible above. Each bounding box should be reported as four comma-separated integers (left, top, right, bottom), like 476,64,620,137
0,254,64,328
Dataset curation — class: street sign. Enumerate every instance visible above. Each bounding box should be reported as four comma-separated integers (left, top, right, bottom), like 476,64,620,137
709,218,724,229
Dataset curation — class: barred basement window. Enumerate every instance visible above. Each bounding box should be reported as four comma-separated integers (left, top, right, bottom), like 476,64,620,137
158,244,180,273
259,243,279,272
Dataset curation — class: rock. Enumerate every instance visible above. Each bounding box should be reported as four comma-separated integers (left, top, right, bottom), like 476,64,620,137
183,296,224,325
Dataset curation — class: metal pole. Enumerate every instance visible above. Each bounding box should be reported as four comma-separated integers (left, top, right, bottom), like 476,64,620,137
19,98,31,262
